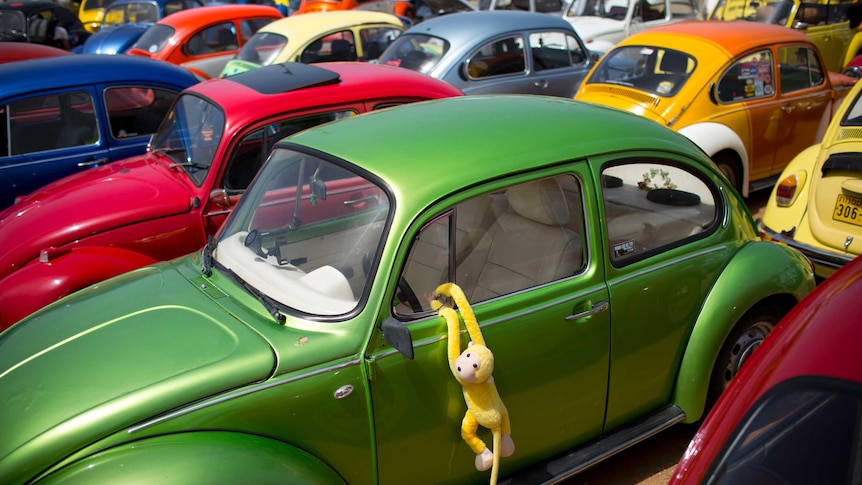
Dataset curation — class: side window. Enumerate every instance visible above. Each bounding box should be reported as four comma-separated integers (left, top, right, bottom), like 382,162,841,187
717,49,774,103
240,18,275,43
779,46,824,93
602,161,716,265
466,35,526,79
223,110,357,192
164,0,184,16
710,379,862,484
794,3,825,26
359,26,401,61
8,91,97,155
187,23,238,55
394,174,586,317
104,87,179,139
529,31,586,72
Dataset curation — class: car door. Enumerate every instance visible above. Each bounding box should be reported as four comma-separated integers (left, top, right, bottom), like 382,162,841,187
774,44,832,176
460,34,536,95
527,30,591,97
369,168,612,484
595,156,730,430
0,86,109,207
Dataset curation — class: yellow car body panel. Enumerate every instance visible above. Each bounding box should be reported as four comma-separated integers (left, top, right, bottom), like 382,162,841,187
576,20,849,197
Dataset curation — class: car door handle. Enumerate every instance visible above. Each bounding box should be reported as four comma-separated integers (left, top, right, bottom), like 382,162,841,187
534,79,549,89
565,300,609,321
78,158,108,168
781,105,796,113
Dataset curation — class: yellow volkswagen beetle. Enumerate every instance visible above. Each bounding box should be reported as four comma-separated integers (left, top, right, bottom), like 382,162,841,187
761,77,862,279
220,10,404,77
575,20,854,197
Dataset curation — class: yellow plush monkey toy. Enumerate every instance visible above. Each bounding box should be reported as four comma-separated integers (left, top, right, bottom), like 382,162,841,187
432,282,515,485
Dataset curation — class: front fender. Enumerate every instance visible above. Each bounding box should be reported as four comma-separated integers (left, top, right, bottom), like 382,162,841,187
35,432,346,485
673,241,814,423
0,246,156,330
677,122,748,184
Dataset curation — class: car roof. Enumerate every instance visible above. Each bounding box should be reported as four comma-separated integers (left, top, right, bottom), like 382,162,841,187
284,95,709,208
155,4,282,29
400,10,578,39
189,61,463,137
256,10,404,38
0,54,200,95
0,43,72,63
623,20,814,55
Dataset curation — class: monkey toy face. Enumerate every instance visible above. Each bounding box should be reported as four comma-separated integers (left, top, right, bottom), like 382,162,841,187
454,343,494,384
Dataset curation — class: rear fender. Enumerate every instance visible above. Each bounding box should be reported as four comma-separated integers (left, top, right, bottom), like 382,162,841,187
0,246,157,330
673,241,814,422
678,122,748,187
36,432,346,484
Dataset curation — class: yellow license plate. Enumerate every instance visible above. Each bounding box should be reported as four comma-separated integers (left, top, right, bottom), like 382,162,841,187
834,194,862,226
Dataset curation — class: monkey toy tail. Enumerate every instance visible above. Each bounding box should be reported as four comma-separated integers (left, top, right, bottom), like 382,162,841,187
490,429,502,485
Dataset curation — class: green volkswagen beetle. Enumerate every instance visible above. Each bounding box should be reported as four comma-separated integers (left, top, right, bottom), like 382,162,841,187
0,95,814,484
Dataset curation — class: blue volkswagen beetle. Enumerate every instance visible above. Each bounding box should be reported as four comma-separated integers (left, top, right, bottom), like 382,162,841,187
74,0,206,54
0,54,199,209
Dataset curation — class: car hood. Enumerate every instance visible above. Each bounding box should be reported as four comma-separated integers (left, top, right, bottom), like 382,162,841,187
576,87,668,124
0,262,275,484
0,155,192,280
77,23,149,54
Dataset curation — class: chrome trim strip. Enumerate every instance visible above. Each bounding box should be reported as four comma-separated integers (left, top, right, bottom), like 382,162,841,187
128,358,362,434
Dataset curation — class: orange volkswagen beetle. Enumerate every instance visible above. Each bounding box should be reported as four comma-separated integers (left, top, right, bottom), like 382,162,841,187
576,21,854,197
126,4,282,80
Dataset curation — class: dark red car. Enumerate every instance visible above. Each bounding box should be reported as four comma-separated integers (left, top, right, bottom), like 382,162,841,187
0,61,463,331
669,254,862,484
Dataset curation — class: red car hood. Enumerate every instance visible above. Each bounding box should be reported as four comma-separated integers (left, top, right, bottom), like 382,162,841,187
0,155,193,280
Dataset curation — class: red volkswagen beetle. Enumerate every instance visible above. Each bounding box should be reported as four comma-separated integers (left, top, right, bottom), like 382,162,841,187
126,4,283,80
669,254,862,484
0,61,463,331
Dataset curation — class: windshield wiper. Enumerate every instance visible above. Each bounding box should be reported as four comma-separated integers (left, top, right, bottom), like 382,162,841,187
219,263,287,324
169,161,210,170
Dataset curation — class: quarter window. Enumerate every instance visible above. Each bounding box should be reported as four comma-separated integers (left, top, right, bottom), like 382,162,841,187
395,174,586,316
717,49,774,103
602,161,716,265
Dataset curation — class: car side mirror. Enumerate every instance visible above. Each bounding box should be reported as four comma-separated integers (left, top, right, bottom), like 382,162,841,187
381,317,414,359
209,188,235,209
311,176,327,201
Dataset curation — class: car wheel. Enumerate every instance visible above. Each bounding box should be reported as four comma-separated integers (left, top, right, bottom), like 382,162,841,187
713,152,740,193
708,303,782,407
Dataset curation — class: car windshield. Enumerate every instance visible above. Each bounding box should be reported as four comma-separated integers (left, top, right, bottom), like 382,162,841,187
377,33,448,74
213,147,390,317
710,0,794,24
132,23,174,53
149,94,225,186
102,2,159,26
565,0,629,18
0,11,27,41
587,45,695,97
235,31,287,66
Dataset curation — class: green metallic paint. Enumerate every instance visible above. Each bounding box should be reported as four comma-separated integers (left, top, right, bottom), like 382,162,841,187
36,432,346,484
672,241,815,423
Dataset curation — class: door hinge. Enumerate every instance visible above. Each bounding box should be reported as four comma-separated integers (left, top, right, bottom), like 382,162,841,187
363,355,376,381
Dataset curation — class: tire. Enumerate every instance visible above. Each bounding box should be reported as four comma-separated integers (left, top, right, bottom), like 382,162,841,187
713,152,741,194
707,303,783,408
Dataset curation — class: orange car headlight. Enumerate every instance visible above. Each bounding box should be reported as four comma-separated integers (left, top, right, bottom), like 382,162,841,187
775,171,807,207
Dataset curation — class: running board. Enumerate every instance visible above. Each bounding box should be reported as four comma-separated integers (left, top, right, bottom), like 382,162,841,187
500,404,687,484
749,175,780,195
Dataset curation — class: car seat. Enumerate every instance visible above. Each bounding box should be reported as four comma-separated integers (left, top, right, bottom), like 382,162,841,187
329,39,356,61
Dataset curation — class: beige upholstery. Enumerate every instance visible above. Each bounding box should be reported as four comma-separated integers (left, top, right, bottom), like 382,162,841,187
457,177,583,301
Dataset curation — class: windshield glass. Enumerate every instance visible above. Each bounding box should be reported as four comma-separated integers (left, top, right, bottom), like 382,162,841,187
710,0,793,24
150,94,225,186
214,147,390,317
132,23,174,53
565,0,630,19
378,33,448,74
587,45,695,97
0,11,26,41
102,2,159,26
235,31,287,66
